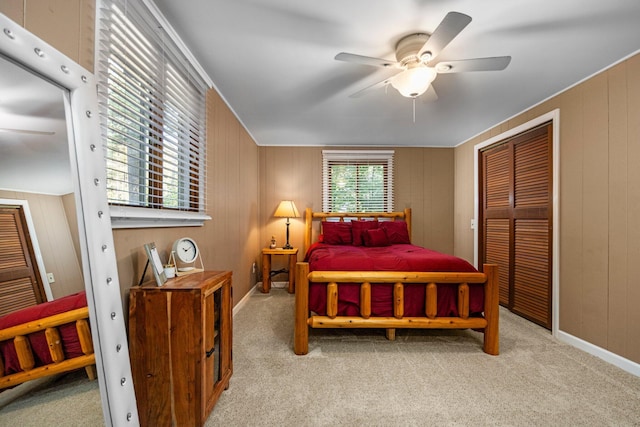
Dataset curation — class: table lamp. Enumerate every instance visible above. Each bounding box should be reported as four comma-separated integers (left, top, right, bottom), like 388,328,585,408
274,200,299,249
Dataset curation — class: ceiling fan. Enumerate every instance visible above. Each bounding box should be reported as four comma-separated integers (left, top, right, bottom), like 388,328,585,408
0,127,55,135
335,12,511,100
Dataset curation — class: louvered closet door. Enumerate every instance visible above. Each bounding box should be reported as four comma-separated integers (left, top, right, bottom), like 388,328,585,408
0,207,46,316
480,124,552,329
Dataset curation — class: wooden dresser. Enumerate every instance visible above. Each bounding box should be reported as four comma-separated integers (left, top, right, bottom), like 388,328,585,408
129,271,232,427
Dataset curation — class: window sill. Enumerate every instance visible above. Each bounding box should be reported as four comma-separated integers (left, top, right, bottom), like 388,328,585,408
109,206,211,229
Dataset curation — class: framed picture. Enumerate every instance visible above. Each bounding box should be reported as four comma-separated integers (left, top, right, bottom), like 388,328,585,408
143,242,167,286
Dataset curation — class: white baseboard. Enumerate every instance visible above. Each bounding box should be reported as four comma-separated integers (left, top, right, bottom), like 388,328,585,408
234,281,289,316
233,283,258,317
557,330,640,377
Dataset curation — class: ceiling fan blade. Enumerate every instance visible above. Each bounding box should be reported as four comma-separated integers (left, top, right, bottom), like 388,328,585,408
418,11,472,62
0,127,55,135
435,56,512,73
335,52,400,69
349,73,400,98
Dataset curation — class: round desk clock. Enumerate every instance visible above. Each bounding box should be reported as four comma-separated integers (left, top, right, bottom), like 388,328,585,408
172,237,200,271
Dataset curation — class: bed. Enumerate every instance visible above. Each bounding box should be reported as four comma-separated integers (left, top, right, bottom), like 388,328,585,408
294,208,499,355
0,291,96,390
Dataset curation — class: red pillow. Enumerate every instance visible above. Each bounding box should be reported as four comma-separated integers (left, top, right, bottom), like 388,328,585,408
380,221,411,244
351,220,379,246
321,221,352,245
363,228,390,247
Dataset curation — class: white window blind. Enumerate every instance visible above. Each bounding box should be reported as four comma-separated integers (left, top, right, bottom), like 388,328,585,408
322,150,394,213
96,0,208,214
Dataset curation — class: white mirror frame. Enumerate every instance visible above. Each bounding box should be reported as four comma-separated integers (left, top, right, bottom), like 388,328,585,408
0,14,138,426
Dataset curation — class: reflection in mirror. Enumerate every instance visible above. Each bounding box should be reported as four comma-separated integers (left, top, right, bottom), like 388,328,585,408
0,53,103,423
0,15,138,426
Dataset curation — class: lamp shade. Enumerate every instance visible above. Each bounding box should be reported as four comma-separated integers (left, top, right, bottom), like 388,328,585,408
390,66,437,98
274,200,300,218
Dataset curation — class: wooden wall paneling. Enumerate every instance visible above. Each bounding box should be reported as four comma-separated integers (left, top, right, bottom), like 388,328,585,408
0,191,84,299
430,149,455,254
259,147,274,253
289,148,318,252
259,146,320,275
392,147,456,253
24,0,81,66
78,0,95,72
0,0,24,25
61,193,82,269
397,148,426,247
223,106,240,273
453,140,475,262
239,129,260,282
393,148,414,216
557,87,584,336
28,193,83,298
607,61,629,356
201,89,260,301
625,54,640,363
580,73,609,347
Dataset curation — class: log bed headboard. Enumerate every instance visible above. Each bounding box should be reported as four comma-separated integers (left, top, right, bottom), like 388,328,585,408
303,207,412,254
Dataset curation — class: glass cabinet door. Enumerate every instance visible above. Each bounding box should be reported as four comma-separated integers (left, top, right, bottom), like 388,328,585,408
203,287,222,403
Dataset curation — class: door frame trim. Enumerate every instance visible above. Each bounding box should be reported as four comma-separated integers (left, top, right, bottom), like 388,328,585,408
0,198,53,301
473,109,560,337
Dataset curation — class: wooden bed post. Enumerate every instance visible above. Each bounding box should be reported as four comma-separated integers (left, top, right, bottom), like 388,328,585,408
403,208,412,241
304,208,313,255
482,264,500,355
294,262,310,355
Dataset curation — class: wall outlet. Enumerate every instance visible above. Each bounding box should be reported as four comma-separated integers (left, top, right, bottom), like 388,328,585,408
252,262,256,274
47,272,55,283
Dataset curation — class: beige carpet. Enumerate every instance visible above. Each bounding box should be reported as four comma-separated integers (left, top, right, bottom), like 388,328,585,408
0,369,102,426
2,288,639,426
206,288,640,426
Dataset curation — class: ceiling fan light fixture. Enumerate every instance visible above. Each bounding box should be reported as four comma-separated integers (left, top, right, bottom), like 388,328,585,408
391,66,437,98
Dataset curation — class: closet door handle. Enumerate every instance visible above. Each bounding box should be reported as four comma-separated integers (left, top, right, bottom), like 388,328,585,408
206,347,215,358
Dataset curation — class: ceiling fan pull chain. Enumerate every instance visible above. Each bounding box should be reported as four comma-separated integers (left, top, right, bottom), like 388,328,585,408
412,97,416,123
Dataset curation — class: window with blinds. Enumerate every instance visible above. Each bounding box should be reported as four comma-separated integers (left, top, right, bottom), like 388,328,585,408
96,0,208,214
322,150,394,213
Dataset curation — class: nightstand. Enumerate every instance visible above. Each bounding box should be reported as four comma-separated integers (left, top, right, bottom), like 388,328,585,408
261,247,298,293
129,271,233,426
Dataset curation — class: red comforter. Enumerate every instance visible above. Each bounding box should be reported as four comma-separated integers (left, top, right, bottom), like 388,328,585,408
305,243,484,317
0,291,87,375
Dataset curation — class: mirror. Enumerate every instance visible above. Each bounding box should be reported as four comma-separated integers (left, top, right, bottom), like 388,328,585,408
0,15,138,425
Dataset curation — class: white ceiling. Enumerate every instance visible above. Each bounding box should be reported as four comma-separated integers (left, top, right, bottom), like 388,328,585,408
153,0,640,147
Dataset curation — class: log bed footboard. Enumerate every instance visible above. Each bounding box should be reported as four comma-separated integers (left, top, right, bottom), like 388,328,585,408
294,263,499,355
0,307,96,390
